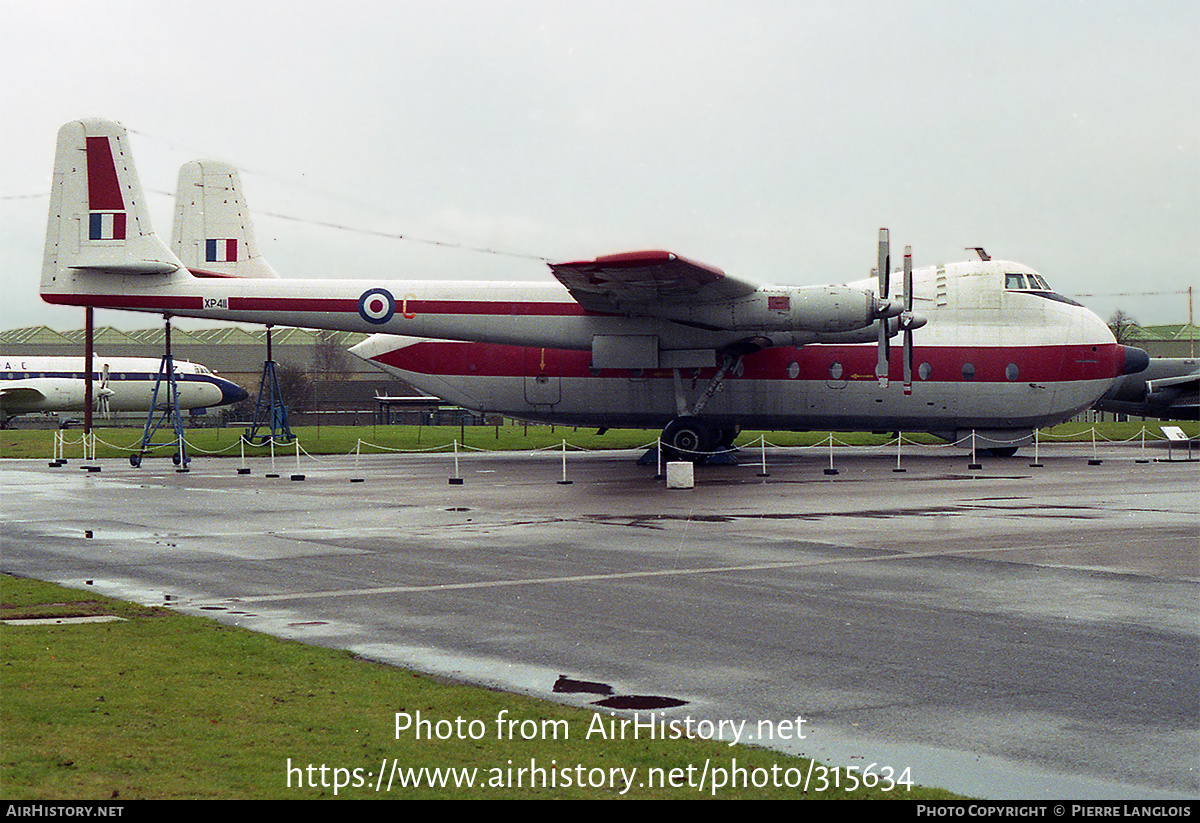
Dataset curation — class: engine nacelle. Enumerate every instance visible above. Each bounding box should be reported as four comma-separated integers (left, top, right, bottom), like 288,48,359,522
649,286,877,334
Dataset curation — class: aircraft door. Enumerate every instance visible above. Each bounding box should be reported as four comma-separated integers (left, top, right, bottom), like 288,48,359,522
523,347,561,406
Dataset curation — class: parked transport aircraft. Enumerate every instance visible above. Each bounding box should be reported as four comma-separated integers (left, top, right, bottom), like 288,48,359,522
1095,357,1198,421
40,118,1148,456
1,356,247,425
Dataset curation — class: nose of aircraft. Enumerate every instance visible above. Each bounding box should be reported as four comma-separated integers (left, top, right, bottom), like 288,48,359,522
1121,346,1150,376
220,380,250,405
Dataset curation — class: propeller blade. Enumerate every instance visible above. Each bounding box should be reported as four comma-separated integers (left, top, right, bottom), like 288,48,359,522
903,247,913,393
877,228,890,308
876,228,890,387
98,363,112,417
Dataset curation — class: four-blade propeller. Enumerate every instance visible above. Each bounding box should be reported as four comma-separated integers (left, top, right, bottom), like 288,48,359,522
875,229,926,392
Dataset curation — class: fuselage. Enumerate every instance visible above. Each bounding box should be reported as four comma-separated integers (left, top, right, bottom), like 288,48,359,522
40,251,1137,439
0,356,247,418
347,260,1140,440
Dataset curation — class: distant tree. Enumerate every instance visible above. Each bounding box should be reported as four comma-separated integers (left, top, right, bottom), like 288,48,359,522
1108,310,1140,346
276,362,315,412
312,330,349,379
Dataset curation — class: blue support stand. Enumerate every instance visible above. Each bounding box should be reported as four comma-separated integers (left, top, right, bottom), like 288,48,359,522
244,325,293,445
131,316,189,469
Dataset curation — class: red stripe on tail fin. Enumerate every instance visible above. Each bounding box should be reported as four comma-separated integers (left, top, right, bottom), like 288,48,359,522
85,136,124,211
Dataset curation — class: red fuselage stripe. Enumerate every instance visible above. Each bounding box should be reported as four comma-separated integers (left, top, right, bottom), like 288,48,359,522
374,340,1127,384
42,293,593,316
43,293,204,310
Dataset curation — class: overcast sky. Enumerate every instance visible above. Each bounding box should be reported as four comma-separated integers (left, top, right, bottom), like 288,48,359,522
2,0,1196,333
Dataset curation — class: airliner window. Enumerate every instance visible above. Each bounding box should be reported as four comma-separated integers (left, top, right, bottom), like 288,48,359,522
918,362,932,381
829,362,843,380
962,362,976,381
1006,363,1019,381
1029,274,1050,290
1005,273,1027,290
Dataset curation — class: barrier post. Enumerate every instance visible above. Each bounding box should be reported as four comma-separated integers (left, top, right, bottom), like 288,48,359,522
351,439,365,482
823,433,838,476
50,431,63,467
968,430,983,470
1087,427,1103,465
82,431,101,472
1136,425,1150,464
557,439,573,485
449,439,463,484
173,433,188,473
290,438,305,481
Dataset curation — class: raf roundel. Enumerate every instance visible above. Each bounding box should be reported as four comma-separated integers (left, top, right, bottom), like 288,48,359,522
358,288,395,324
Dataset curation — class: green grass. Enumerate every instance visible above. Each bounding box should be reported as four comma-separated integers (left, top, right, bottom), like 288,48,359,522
0,424,657,461
1,575,960,800
3,421,1193,461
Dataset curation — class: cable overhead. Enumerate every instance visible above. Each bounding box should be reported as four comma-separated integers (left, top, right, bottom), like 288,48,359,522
255,208,548,261
130,128,547,263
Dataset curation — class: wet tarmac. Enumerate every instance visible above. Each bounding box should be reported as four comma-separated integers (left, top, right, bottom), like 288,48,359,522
2,441,1196,799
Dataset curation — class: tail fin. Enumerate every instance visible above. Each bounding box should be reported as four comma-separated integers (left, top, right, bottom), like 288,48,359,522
171,160,280,279
41,119,183,302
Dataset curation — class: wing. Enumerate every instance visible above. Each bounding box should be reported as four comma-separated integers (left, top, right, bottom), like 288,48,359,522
549,251,759,314
0,384,49,412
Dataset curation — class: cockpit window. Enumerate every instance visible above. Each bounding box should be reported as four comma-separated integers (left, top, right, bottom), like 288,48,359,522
1005,272,1052,291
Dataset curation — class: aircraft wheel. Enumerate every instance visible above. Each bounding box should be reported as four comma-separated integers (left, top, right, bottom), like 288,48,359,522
172,452,182,466
661,417,714,462
129,454,141,468
987,447,1019,458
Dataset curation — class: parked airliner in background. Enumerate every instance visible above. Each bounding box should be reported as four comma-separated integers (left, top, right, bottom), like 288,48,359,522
39,118,1148,457
1096,357,1198,421
1,356,247,426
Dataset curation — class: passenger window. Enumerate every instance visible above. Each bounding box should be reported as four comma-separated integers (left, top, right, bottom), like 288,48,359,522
1005,273,1026,290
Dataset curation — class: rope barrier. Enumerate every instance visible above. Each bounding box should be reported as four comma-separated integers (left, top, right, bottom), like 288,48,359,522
31,425,1196,470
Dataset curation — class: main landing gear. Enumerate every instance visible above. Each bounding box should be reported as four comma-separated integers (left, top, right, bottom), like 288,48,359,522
659,417,740,463
656,351,746,463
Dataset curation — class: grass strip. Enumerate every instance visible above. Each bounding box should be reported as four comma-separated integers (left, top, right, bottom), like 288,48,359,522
1,575,960,800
